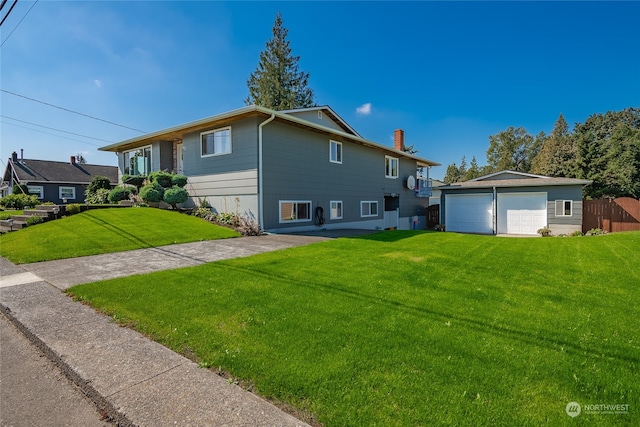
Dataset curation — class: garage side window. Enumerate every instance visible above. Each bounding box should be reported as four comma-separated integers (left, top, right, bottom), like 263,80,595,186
279,201,312,223
555,200,572,217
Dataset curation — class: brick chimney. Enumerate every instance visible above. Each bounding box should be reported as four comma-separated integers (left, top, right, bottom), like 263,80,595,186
70,155,76,165
394,129,405,151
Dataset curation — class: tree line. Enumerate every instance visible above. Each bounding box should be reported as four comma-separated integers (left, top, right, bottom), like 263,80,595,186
443,108,640,199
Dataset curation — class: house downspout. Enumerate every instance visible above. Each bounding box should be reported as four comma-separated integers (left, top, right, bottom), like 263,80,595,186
258,113,276,230
493,186,497,235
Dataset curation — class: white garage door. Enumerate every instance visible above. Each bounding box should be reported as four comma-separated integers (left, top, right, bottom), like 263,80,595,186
497,192,547,235
445,193,494,234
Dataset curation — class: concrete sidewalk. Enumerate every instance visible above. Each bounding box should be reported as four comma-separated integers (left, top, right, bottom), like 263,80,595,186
0,234,331,426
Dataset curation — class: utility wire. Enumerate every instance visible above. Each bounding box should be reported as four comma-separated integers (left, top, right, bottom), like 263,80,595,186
0,0,37,48
0,0,17,27
1,120,103,147
0,0,9,12
1,115,115,143
1,89,147,133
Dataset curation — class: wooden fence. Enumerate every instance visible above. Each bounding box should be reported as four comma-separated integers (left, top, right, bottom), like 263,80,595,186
583,197,640,233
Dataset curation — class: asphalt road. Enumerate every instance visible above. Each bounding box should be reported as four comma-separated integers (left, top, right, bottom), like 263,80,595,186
0,314,113,427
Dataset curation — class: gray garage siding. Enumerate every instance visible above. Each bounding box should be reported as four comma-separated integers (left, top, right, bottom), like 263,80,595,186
260,121,420,230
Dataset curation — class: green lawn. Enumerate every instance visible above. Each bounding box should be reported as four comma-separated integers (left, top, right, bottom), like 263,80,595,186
68,231,639,426
0,208,239,263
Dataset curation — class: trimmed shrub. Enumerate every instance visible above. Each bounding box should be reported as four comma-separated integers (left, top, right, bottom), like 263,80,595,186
25,215,44,226
65,204,82,215
163,186,188,209
108,186,134,203
12,184,30,195
139,183,163,203
148,171,173,188
122,174,147,189
171,174,188,188
0,193,39,210
86,176,112,194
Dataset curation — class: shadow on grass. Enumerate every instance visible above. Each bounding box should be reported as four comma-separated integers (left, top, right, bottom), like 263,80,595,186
82,211,155,249
351,230,434,242
221,263,638,365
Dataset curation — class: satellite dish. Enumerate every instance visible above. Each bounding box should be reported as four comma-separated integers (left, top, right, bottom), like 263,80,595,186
406,175,416,190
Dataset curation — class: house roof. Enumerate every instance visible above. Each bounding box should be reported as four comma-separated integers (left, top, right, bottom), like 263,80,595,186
278,105,362,138
4,158,118,185
441,170,592,190
99,105,440,167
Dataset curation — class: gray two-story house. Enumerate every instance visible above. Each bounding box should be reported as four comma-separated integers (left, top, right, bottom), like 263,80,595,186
99,105,440,233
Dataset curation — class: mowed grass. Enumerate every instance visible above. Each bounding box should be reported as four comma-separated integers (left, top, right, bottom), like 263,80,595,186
68,231,640,426
0,208,239,263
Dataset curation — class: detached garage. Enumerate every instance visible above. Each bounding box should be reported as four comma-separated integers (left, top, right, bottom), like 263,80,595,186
440,171,592,235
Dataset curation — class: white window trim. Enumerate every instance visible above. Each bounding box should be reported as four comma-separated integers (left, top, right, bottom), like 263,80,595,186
59,186,76,200
360,200,379,218
330,200,343,220
27,185,44,199
330,140,342,164
201,127,232,158
385,155,399,179
279,200,312,223
555,200,573,217
123,145,152,176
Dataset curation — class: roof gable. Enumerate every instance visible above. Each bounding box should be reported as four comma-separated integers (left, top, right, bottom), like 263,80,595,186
443,170,591,190
470,170,549,181
278,106,362,137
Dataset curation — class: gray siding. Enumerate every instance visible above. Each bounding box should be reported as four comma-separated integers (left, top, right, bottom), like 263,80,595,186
283,110,346,133
482,172,533,180
261,121,425,230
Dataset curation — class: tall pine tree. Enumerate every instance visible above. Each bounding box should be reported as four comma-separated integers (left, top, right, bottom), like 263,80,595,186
245,13,316,110
531,114,576,177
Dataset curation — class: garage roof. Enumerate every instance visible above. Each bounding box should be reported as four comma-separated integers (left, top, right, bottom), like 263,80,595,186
441,170,592,190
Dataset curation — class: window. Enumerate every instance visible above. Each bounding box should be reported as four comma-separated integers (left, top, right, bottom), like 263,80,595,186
330,140,342,164
124,146,151,175
279,201,312,223
361,201,379,217
201,127,231,157
385,156,398,178
59,187,76,200
555,200,573,217
27,186,44,199
330,201,343,220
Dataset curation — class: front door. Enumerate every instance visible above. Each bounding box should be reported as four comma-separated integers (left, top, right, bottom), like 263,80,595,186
176,143,184,174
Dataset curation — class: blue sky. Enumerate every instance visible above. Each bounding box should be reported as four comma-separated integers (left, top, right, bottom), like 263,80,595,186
1,1,638,180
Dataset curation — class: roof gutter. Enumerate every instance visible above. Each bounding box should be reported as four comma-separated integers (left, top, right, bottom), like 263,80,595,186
258,113,276,230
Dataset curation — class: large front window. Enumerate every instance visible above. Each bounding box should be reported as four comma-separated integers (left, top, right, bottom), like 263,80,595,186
124,147,151,175
201,127,231,157
279,200,312,223
59,186,76,200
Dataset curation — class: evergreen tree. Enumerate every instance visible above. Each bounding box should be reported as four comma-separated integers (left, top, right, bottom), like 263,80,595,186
463,156,482,181
531,114,575,177
245,13,316,110
443,163,462,183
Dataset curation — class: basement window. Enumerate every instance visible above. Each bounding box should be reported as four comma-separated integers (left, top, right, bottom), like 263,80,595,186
279,201,312,223
361,201,379,217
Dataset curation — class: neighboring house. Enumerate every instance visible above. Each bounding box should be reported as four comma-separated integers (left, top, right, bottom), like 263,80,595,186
439,171,592,235
99,105,440,233
429,179,446,207
1,151,118,204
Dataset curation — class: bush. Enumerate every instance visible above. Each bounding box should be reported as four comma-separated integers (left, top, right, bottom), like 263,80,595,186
537,227,552,237
65,204,82,215
171,174,188,188
25,215,44,226
86,176,112,194
139,183,163,203
0,193,39,210
85,188,111,204
12,184,30,195
163,186,188,209
236,216,263,236
108,186,134,203
122,174,146,189
148,171,173,188
570,230,584,237
193,207,213,218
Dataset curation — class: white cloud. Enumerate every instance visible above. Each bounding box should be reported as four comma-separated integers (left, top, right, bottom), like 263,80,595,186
94,79,102,88
356,102,372,115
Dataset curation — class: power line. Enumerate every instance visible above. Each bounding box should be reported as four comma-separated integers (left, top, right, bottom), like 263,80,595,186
1,115,115,143
1,89,147,133
0,0,17,27
1,120,103,147
0,0,38,48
